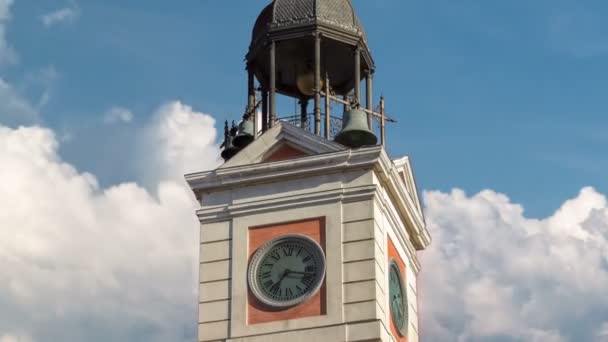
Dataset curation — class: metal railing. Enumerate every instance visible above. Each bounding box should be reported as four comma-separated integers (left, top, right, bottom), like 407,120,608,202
277,114,344,140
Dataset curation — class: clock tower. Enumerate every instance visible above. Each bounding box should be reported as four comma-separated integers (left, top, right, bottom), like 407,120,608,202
186,1,431,341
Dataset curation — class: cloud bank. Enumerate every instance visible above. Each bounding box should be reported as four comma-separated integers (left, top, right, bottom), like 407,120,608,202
421,188,608,341
0,101,220,342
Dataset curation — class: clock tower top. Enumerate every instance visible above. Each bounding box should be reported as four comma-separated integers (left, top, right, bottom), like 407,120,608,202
189,1,431,341
221,0,399,158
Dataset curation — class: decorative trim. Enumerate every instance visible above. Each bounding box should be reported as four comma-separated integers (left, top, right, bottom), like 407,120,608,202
197,185,376,223
376,197,422,273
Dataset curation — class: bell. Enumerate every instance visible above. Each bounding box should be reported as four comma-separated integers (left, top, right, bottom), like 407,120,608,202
334,108,378,148
233,119,254,148
221,135,240,161
221,121,240,161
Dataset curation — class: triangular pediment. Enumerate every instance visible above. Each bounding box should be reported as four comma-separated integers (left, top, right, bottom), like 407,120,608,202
393,156,424,219
220,121,346,169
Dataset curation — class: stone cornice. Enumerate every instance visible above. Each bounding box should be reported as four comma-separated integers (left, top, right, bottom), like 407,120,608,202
196,185,377,224
187,145,431,251
186,145,382,194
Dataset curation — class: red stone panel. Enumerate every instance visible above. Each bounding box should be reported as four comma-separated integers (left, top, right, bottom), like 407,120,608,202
247,217,326,325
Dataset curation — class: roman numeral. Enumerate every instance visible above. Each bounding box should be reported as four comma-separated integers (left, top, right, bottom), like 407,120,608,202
271,283,281,295
296,285,303,293
261,271,271,279
264,263,274,267
302,255,311,263
301,275,313,286
282,247,294,256
263,280,273,288
286,288,293,298
296,248,303,256
305,266,314,273
270,250,280,261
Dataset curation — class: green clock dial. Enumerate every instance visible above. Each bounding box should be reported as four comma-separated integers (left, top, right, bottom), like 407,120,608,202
389,260,408,336
248,234,326,308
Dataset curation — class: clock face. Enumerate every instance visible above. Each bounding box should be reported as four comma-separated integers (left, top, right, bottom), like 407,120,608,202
389,260,408,337
248,234,326,308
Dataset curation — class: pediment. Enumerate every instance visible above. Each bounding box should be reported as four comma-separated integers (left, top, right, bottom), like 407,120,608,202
220,121,346,169
392,156,424,219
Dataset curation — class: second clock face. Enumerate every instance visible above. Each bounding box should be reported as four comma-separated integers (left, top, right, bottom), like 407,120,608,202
389,260,408,337
249,234,326,308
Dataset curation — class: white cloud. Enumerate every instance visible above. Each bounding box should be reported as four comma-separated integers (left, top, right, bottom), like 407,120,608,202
0,101,221,342
103,107,134,124
0,334,33,342
421,187,608,341
138,101,222,184
0,0,18,65
41,1,80,28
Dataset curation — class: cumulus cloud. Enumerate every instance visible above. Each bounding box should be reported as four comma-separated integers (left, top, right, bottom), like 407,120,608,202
103,107,134,124
40,1,80,28
0,0,18,65
138,101,222,184
421,187,608,341
0,102,221,341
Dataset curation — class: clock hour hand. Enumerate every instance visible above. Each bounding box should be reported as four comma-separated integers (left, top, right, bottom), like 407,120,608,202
270,269,290,292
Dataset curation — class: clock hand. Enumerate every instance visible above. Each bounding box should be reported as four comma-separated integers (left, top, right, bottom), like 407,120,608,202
278,269,291,283
270,269,290,292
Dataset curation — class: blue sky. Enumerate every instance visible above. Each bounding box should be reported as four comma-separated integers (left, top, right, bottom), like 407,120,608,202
5,0,608,217
2,1,608,341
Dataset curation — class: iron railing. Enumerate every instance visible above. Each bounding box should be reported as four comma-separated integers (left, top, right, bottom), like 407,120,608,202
277,113,344,140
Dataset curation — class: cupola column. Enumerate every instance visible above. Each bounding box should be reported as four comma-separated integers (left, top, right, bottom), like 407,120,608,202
262,88,269,131
300,99,309,130
314,33,322,135
269,41,276,127
247,64,255,113
366,69,373,128
354,45,362,109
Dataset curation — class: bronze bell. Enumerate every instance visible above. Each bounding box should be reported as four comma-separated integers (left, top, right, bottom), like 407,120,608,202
221,121,240,161
334,108,378,148
233,118,255,149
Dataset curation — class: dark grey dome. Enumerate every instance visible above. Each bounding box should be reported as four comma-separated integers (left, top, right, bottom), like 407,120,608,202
251,0,367,48
247,0,374,98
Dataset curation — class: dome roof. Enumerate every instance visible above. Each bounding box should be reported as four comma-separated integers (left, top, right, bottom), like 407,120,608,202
251,0,367,48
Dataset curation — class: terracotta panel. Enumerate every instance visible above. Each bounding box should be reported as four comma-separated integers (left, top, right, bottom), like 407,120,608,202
387,237,408,342
263,144,308,162
247,217,327,325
